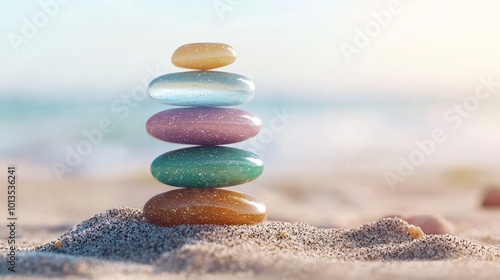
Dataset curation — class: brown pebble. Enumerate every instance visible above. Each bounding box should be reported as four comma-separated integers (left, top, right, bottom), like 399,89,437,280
54,240,62,249
143,189,267,227
482,187,500,208
406,214,454,235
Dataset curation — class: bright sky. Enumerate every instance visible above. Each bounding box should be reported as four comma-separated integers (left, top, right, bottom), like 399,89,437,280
1,0,500,101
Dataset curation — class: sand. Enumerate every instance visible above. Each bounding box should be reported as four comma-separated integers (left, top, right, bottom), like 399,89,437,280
1,207,500,280
2,165,500,279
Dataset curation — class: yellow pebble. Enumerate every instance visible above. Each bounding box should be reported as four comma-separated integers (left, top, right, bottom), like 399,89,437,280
407,225,425,239
279,231,288,238
171,43,236,70
54,240,62,249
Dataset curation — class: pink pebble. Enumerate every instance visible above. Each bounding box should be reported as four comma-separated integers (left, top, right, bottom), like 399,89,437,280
146,107,261,145
482,187,500,208
406,214,454,235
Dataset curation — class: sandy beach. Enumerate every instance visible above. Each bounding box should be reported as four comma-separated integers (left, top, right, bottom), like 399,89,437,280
2,166,500,280
1,207,500,280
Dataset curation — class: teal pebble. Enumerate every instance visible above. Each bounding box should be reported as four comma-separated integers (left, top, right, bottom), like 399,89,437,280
151,146,264,188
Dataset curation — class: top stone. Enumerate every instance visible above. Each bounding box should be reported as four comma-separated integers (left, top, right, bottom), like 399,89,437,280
171,43,236,70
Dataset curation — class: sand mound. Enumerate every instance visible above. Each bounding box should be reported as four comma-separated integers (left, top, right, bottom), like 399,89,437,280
35,208,499,264
2,207,499,278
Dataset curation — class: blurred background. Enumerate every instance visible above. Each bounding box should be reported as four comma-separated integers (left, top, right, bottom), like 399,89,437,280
1,0,500,236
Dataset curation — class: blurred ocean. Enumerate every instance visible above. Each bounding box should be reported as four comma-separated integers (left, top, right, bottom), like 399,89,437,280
1,95,500,179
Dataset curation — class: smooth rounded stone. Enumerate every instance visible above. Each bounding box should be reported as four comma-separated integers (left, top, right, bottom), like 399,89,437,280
171,43,236,70
151,146,264,188
143,189,267,226
146,107,261,145
406,214,455,235
482,186,500,208
147,71,255,106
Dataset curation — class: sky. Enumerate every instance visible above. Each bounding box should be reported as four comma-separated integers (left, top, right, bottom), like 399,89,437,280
1,0,500,101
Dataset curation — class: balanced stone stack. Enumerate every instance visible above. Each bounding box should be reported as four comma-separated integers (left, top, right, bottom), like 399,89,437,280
143,43,267,226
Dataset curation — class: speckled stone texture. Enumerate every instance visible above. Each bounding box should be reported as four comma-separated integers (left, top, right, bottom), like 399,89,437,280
147,71,255,106
143,189,267,226
146,107,261,145
171,42,236,70
150,146,264,188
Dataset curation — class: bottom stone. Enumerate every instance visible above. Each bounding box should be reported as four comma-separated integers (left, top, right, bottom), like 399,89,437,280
143,189,267,226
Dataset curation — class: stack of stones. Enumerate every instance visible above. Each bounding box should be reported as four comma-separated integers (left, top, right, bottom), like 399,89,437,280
143,43,267,227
